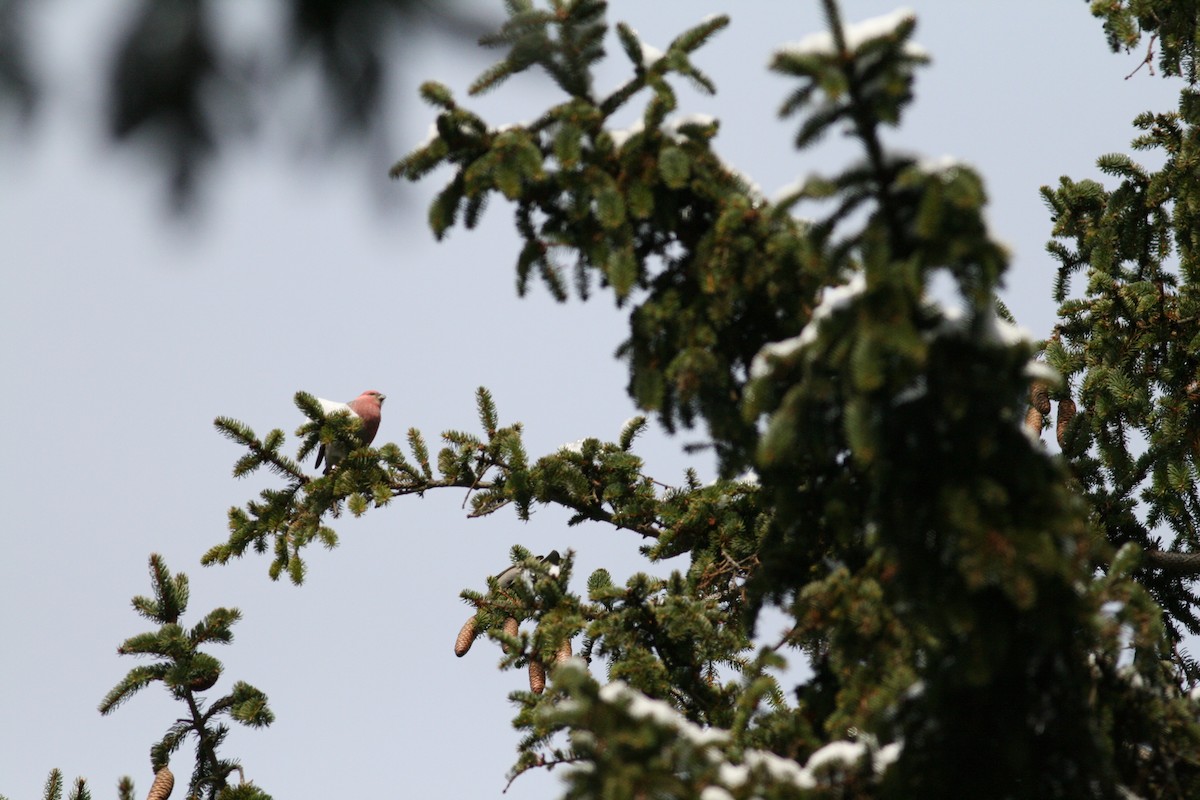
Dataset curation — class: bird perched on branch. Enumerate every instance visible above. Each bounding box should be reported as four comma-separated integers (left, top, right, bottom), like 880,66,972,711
314,390,385,474
493,551,561,588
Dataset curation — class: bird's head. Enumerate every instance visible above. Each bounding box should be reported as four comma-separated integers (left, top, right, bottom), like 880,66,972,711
359,390,386,406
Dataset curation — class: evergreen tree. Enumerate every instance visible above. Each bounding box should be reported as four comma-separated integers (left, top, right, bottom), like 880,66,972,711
211,0,1200,797
8,1,1200,798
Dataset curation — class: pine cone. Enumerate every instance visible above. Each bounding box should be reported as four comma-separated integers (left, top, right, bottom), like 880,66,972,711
502,617,519,653
188,671,219,692
454,615,478,658
1024,406,1044,437
187,654,221,692
146,766,174,800
528,659,546,694
1056,398,1077,448
1030,381,1051,415
555,638,572,664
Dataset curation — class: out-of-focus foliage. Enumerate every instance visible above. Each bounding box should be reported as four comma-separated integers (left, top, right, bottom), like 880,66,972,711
0,0,492,208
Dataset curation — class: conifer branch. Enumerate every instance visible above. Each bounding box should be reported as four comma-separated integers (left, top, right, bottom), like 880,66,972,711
502,752,589,794
820,0,904,251
1124,32,1158,80
102,556,273,800
215,388,690,581
1144,549,1200,574
566,500,662,539
43,770,63,800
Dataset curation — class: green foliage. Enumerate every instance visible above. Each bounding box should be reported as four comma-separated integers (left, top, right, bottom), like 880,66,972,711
214,387,718,582
7,771,114,800
390,3,806,466
517,660,896,799
468,549,765,788
42,772,62,800
100,555,273,800
208,391,414,583
1041,78,1200,647
205,1,1200,798
772,4,926,147
1087,0,1200,80
215,785,274,800
36,2,1200,799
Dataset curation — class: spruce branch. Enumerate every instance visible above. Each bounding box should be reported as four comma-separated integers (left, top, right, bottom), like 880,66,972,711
43,770,63,800
101,556,272,800
501,752,589,794
821,0,903,251
1144,549,1200,574
216,388,692,581
98,664,168,714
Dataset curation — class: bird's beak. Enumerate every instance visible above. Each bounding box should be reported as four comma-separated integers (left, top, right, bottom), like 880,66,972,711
379,394,387,404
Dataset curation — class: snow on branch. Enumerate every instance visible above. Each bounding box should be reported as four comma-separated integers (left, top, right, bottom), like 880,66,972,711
581,670,902,793
750,272,867,379
777,7,925,59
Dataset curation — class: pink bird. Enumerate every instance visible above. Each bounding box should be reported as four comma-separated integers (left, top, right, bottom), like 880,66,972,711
314,390,385,474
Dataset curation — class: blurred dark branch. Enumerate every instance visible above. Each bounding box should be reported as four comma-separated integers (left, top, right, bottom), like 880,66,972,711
0,0,36,117
2,0,497,211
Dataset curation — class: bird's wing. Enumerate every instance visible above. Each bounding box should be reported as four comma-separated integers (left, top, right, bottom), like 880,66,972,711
314,399,347,472
317,398,353,417
494,564,524,588
314,398,358,474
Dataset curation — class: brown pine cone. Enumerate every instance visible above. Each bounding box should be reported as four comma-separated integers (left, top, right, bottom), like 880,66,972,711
187,653,221,692
555,638,572,664
146,766,174,800
1056,398,1077,448
454,615,478,658
1024,406,1044,437
528,659,546,694
188,671,219,693
502,617,519,653
1030,381,1051,415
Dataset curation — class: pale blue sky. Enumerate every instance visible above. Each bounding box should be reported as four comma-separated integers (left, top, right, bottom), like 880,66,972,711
0,2,1180,798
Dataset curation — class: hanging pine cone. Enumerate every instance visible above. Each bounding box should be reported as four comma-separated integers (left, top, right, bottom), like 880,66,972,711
454,614,478,658
528,659,546,694
1024,406,1044,437
188,670,219,693
187,653,221,692
1056,397,1077,448
555,638,572,664
502,617,519,653
146,766,174,800
1030,381,1051,415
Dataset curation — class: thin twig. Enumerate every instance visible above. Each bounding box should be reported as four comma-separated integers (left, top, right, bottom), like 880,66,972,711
1125,33,1157,80
770,627,799,652
503,754,590,794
